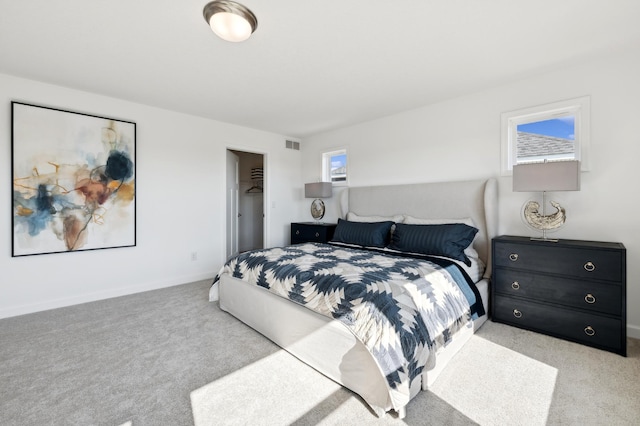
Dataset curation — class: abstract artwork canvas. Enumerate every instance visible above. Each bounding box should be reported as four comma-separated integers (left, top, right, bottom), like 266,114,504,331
12,102,136,256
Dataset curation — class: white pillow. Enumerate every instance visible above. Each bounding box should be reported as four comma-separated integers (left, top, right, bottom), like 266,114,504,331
346,212,404,223
403,215,474,226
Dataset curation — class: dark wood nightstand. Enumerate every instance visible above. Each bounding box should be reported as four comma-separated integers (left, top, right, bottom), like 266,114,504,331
290,222,337,245
491,235,626,356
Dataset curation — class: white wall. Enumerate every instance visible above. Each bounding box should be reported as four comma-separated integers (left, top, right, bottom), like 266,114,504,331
302,49,640,338
1,73,300,318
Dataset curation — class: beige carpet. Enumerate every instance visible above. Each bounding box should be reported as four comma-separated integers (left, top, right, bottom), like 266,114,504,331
1,280,638,425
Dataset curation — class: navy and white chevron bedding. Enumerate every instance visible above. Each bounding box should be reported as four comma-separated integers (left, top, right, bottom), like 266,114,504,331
216,242,483,410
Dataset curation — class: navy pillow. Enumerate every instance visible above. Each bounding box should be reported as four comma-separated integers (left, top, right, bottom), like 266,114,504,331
389,223,478,265
331,219,394,248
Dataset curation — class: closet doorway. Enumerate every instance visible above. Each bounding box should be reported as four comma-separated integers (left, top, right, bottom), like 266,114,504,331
226,149,264,259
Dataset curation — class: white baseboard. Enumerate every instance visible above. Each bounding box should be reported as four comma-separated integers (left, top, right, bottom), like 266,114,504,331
628,324,640,340
0,272,216,320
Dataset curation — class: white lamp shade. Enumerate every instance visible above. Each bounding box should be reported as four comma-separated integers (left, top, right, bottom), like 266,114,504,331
305,182,332,198
513,161,581,192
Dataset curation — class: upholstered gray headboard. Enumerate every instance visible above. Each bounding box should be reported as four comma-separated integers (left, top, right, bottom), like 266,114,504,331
340,178,498,279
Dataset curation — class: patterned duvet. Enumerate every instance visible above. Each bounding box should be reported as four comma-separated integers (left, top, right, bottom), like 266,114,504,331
215,242,483,410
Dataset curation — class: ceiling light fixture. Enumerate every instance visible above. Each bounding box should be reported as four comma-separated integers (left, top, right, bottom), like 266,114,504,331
203,0,258,42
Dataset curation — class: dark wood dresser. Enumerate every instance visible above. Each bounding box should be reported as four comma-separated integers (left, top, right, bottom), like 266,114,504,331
491,235,626,356
290,222,337,245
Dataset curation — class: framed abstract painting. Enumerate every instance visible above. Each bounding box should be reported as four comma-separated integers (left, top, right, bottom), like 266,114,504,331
11,102,136,256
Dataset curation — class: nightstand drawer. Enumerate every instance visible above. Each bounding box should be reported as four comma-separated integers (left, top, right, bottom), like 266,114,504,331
493,268,622,316
291,222,336,244
493,296,623,353
494,242,622,282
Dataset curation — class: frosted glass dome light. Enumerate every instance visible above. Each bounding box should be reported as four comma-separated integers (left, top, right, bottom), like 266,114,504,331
203,1,258,43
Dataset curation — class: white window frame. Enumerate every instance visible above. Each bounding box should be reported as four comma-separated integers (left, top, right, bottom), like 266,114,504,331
501,96,590,175
322,148,348,186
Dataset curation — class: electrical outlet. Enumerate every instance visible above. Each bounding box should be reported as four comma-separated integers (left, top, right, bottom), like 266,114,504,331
191,252,198,261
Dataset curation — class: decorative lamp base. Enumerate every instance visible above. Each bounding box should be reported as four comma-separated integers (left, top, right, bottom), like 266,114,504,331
522,191,566,242
310,199,325,221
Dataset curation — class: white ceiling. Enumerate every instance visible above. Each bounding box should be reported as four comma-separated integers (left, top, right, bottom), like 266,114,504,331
1,1,639,138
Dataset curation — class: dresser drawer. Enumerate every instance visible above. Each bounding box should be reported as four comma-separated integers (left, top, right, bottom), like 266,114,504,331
291,223,336,244
494,242,622,282
493,268,622,316
493,296,623,353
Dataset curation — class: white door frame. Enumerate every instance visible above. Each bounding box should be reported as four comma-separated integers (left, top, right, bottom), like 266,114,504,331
225,150,239,260
226,147,268,255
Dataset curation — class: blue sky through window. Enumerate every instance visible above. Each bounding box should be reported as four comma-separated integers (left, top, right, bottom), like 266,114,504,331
517,116,575,140
331,154,347,171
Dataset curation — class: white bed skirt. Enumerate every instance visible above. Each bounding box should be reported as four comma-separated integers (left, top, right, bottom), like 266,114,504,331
209,275,489,417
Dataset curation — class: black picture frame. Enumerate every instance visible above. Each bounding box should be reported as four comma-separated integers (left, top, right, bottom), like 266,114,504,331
11,102,136,256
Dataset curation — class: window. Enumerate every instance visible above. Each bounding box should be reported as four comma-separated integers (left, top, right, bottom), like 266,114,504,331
322,149,347,185
501,96,590,175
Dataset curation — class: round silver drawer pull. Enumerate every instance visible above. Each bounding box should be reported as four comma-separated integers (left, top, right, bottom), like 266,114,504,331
584,293,596,304
584,326,596,336
511,281,520,290
513,309,522,318
509,253,519,261
296,230,300,235
584,261,596,272
315,232,319,237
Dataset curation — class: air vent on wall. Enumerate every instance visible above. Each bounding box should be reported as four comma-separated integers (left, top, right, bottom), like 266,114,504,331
285,140,300,150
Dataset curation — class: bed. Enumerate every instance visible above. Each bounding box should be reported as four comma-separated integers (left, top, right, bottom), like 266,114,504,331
210,178,498,418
